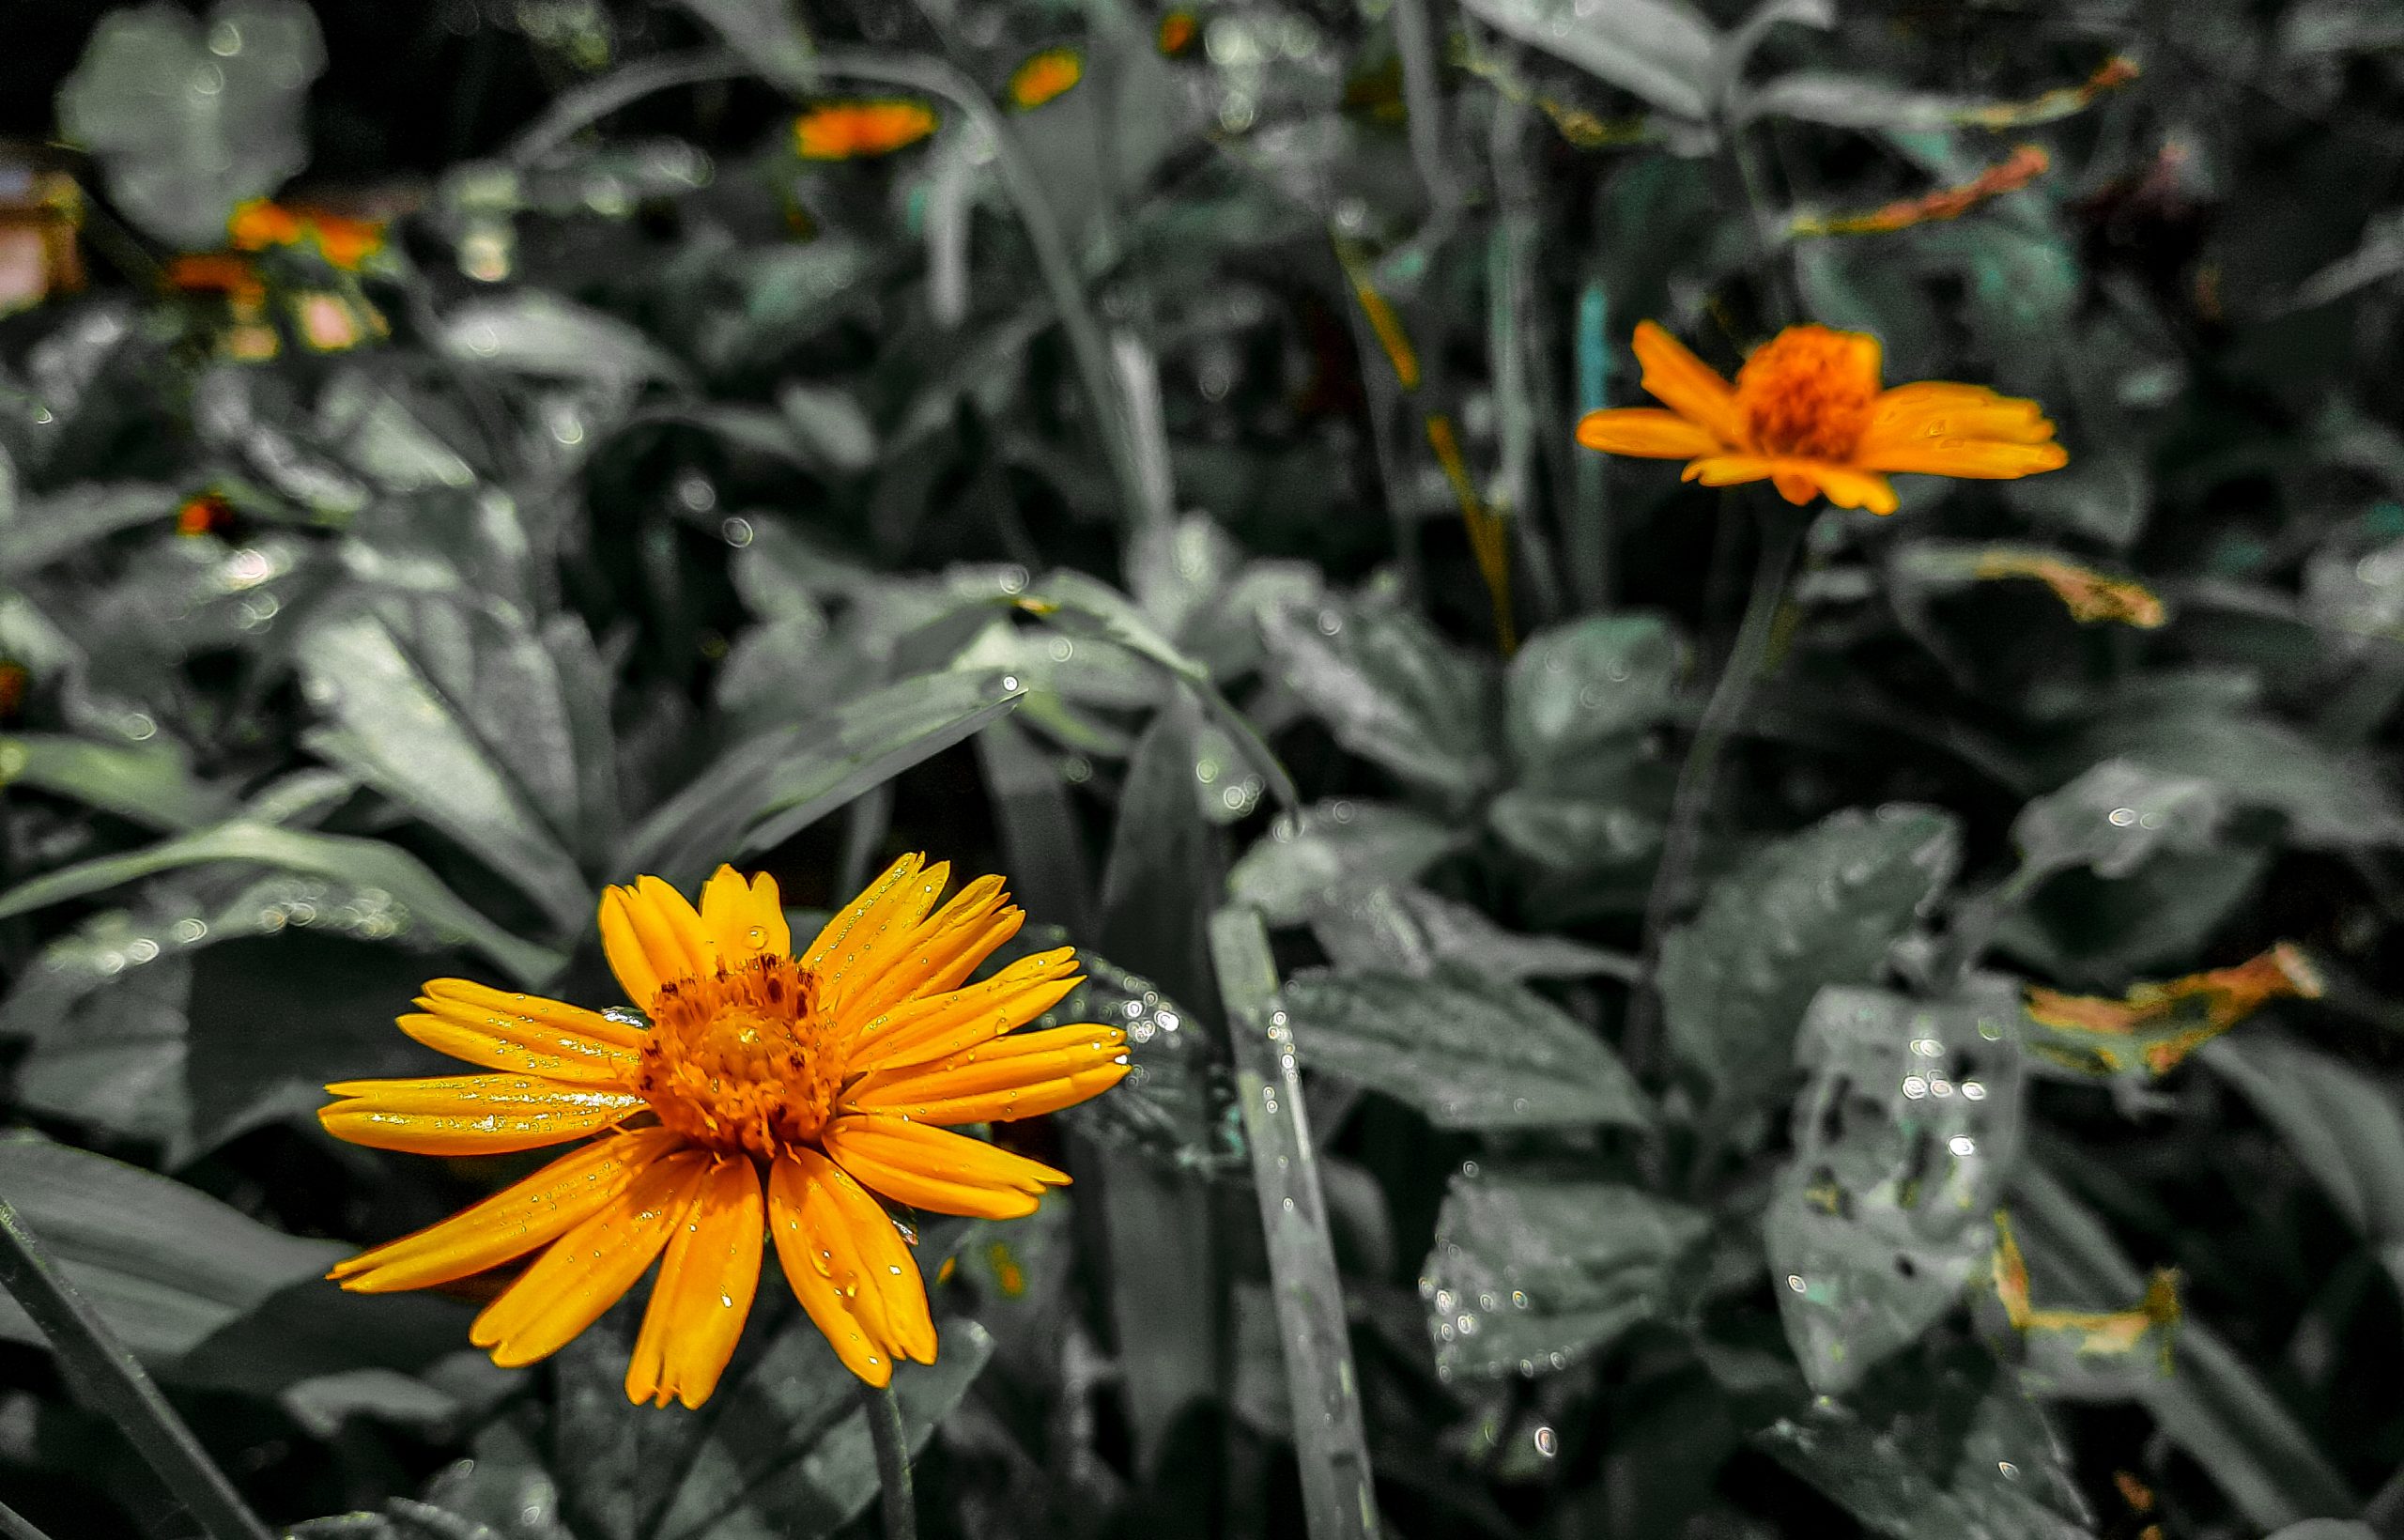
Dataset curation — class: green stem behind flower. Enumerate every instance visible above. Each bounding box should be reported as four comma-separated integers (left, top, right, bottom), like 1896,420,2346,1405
861,1378,918,1540
1623,501,1811,1077
0,1193,274,1540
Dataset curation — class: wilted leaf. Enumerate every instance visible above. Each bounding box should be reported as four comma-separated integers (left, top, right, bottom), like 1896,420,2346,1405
1766,984,2028,1396
1421,1173,1707,1378
2021,944,2320,1082
1280,961,1649,1130
1658,805,1960,1105
0,1133,341,1361
57,0,325,248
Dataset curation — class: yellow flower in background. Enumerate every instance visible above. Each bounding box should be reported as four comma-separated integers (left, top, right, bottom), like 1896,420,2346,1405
1576,320,2068,515
320,856,1128,1406
794,100,939,160
228,198,388,270
1009,48,1084,109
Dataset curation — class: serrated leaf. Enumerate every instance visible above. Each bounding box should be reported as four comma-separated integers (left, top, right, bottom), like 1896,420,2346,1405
1280,962,1650,1130
1422,1174,1707,1378
0,1133,340,1361
1767,984,2027,1395
1228,798,1465,925
1258,587,1498,800
57,0,325,248
1658,805,1961,1105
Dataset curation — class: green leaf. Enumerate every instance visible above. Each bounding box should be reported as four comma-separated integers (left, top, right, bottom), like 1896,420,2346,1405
1258,586,1499,801
1455,0,1718,120
1305,882,1639,981
1766,983,2027,1396
2045,706,2404,850
1228,799,1465,925
675,0,813,85
1280,962,1650,1130
2012,758,2229,880
1503,613,1682,790
2204,1034,2404,1299
1658,805,1961,1105
0,483,180,577
624,670,1024,889
298,602,590,930
1737,71,1966,131
0,819,562,984
0,1133,340,1362
1761,1344,2094,1540
441,293,689,388
0,732,233,831
57,0,325,248
1421,1173,1708,1378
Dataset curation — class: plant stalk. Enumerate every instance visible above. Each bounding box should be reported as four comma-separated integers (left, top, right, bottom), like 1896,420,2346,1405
1623,501,1811,1073
0,1194,275,1540
861,1378,917,1540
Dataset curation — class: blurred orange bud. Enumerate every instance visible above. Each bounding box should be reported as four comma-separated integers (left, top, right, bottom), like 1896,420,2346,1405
1009,48,1084,110
794,100,939,160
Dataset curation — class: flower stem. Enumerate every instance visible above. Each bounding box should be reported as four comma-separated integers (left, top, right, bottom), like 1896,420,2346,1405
861,1378,917,1540
0,1193,274,1540
0,1497,59,1540
1623,501,1811,1075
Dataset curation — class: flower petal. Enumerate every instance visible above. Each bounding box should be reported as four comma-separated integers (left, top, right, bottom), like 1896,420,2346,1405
1790,463,1898,514
639,875,718,978
769,1152,902,1383
1772,471,1817,505
469,1151,708,1368
793,1149,937,1364
599,887,664,1007
397,1005,641,1086
1631,321,1748,447
1574,407,1726,459
819,1116,1068,1219
1863,382,2058,448
329,1128,681,1292
625,1156,764,1409
844,947,1082,1071
842,1023,1129,1122
840,875,1021,1025
1680,454,1779,488
1855,437,2070,479
699,866,792,965
810,860,953,1010
319,1075,645,1154
421,980,645,1050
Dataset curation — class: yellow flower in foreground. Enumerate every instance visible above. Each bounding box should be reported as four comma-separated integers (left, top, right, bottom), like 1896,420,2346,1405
1009,48,1084,109
795,100,939,160
1576,320,2068,515
320,856,1127,1407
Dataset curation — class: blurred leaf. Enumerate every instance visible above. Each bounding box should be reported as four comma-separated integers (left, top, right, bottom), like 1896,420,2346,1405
1658,805,1961,1106
1258,585,1498,800
2012,758,2228,880
0,1132,339,1361
1739,71,1965,131
2045,704,2404,850
0,732,232,831
1422,1173,1708,1378
1456,0,1718,120
1503,612,1682,791
1228,798,1465,925
1098,690,1224,1012
776,382,877,474
2205,1034,2404,1299
1995,847,2273,987
441,292,688,388
676,0,813,85
1762,1344,2093,1540
1766,983,2027,1396
0,483,179,577
1280,961,1649,1130
57,0,324,248
0,818,562,983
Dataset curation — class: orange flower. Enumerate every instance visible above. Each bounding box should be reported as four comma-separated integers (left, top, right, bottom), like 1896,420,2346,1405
229,198,388,269
794,100,939,160
1158,10,1199,56
176,493,233,538
0,660,25,721
320,856,1128,1406
1575,321,2068,515
1009,48,1084,110
163,253,266,303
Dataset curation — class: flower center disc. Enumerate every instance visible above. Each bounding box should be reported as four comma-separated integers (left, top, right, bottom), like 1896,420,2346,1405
1735,326,1879,460
636,955,844,1157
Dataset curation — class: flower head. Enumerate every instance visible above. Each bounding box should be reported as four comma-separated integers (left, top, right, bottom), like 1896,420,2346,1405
794,100,939,160
320,856,1128,1407
1008,49,1084,110
1576,320,2068,515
